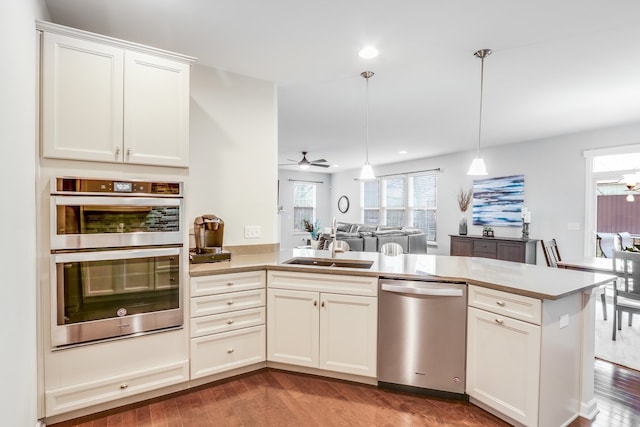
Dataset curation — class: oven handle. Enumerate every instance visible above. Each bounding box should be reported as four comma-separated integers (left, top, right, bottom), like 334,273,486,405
53,247,181,263
52,195,181,207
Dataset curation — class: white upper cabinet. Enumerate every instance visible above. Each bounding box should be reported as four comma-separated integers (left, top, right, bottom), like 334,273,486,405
39,22,194,167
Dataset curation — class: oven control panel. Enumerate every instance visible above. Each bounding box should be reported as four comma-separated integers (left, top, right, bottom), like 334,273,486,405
53,177,182,196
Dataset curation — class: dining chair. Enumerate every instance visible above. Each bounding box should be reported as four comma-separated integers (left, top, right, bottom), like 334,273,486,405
380,242,403,256
542,238,608,320
597,233,619,258
611,250,640,340
618,232,633,250
540,239,562,268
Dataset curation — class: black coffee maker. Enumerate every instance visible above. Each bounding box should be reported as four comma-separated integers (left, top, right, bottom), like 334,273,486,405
191,214,231,263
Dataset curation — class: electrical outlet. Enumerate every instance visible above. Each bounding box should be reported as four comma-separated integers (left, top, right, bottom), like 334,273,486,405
244,225,261,239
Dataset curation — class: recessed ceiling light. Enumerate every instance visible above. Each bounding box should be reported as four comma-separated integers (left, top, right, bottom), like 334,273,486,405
332,164,340,168
399,150,408,155
358,46,379,59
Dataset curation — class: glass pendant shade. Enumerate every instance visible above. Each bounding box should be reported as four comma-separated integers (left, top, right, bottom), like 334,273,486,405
359,163,375,180
467,157,488,176
627,194,635,202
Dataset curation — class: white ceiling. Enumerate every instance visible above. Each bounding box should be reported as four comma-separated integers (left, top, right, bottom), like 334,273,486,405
45,0,640,173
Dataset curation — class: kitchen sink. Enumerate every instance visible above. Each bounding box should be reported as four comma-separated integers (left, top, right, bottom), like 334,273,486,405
283,257,374,269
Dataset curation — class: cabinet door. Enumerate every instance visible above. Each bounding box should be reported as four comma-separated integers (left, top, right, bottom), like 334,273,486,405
497,242,525,263
450,237,473,256
267,289,319,368
42,32,124,162
319,293,377,377
466,306,541,426
124,51,190,167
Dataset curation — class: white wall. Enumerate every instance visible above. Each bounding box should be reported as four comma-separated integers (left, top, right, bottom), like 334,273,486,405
189,65,278,247
331,122,640,262
1,1,49,425
278,169,332,249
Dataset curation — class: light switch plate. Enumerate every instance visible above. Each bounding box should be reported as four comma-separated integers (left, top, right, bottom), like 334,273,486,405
244,225,261,238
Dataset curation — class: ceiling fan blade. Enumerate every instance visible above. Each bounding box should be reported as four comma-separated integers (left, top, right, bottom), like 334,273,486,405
309,158,327,163
278,163,298,166
311,163,330,168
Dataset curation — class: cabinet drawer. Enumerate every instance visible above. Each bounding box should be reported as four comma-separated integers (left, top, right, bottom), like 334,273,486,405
267,270,377,296
191,289,265,318
468,285,541,325
190,325,266,379
45,360,188,416
473,239,497,255
191,270,265,297
190,307,265,338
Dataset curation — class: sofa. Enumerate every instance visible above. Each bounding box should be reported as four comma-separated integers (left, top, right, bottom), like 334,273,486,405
317,222,428,254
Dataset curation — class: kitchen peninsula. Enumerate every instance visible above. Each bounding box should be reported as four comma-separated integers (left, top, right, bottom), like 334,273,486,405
190,249,615,427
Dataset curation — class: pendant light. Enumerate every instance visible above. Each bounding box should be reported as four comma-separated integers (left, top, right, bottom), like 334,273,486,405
467,49,492,176
359,71,376,180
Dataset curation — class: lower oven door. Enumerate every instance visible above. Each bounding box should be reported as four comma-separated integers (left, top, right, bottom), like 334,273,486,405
51,246,183,348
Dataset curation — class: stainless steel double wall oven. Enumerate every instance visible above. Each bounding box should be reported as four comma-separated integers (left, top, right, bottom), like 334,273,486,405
50,177,185,348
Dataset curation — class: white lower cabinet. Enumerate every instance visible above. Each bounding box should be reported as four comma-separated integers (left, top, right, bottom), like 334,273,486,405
466,285,582,427
45,360,188,416
467,306,541,426
43,330,189,418
267,271,377,378
189,270,266,380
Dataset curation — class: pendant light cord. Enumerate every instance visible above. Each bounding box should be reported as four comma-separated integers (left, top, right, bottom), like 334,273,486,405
477,55,485,158
364,72,371,163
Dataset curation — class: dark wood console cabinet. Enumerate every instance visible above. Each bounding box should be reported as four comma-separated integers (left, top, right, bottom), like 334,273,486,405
450,235,537,264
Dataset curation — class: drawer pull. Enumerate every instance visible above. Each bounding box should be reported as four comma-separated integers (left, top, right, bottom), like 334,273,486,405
495,318,504,325
227,300,234,305
314,300,317,306
227,281,234,286
227,348,234,354
227,319,234,325
321,301,325,308
496,300,505,306
120,383,129,390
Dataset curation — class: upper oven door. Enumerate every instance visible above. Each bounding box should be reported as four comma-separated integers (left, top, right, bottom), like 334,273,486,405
51,195,183,250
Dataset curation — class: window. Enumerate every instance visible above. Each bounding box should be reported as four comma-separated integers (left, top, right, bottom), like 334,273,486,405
293,182,316,231
361,170,438,241
411,173,437,241
362,180,379,225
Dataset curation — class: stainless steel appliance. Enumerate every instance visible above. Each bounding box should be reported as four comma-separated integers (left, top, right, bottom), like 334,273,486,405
190,214,231,264
378,278,467,397
50,177,184,348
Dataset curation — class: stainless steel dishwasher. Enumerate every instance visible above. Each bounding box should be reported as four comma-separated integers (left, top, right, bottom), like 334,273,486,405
378,278,467,397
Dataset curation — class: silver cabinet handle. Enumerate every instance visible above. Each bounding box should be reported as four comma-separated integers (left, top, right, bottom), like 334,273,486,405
115,146,120,155
495,318,504,325
496,300,505,306
227,300,234,305
227,348,234,354
227,319,234,325
127,147,131,156
120,383,128,389
313,300,317,306
227,281,234,286
321,301,325,308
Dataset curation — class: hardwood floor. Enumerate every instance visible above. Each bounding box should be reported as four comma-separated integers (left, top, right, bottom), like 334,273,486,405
50,359,640,427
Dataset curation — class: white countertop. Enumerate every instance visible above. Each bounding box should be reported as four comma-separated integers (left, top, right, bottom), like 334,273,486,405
190,249,616,300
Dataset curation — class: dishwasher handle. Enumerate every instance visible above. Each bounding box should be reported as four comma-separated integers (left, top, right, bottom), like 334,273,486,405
381,283,463,297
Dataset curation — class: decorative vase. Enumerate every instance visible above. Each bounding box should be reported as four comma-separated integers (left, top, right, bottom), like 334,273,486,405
459,213,468,235
310,240,320,250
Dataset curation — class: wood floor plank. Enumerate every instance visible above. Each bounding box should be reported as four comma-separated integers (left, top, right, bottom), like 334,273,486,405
50,360,640,427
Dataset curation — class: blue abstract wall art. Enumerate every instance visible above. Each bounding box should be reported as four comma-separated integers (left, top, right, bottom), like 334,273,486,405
472,174,524,227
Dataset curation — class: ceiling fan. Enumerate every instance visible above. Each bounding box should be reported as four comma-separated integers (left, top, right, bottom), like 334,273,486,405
280,151,330,169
